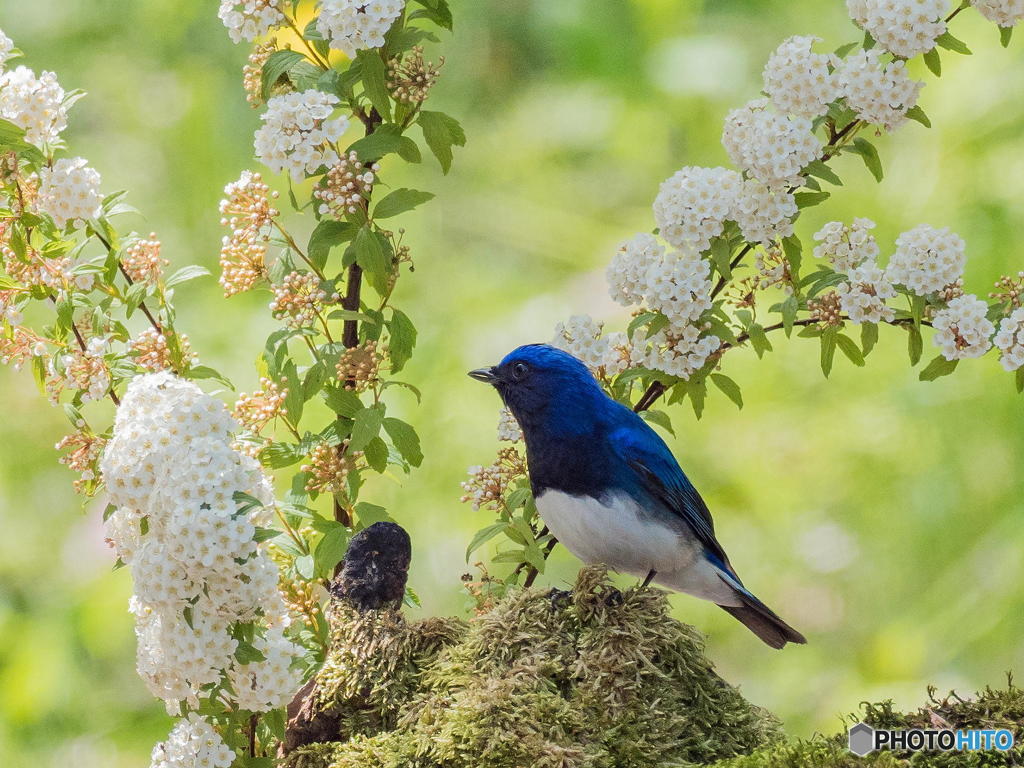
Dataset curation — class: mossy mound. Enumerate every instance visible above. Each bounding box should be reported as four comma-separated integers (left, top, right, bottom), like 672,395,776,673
285,566,781,768
285,564,1023,768
711,678,1024,767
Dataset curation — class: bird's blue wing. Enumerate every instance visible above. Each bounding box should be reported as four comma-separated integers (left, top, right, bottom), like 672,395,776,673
609,420,732,570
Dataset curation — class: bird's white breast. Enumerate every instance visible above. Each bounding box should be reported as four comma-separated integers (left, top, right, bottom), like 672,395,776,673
534,489,698,578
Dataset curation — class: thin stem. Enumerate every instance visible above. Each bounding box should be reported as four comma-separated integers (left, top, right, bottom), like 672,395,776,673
47,294,121,406
274,222,326,280
285,16,331,70
248,714,258,758
93,230,164,335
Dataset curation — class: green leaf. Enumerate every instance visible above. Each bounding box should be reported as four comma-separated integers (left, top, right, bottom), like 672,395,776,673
782,234,803,279
408,0,453,30
364,435,388,472
641,409,674,436
262,50,306,101
923,47,941,77
356,50,392,121
323,385,363,417
935,32,971,55
349,404,385,451
861,322,879,357
919,354,959,381
164,265,210,289
709,237,733,280
836,333,865,366
688,379,707,420
308,220,357,270
907,324,923,366
348,123,406,163
314,524,349,578
820,328,837,378
1001,26,1013,48
466,522,508,562
373,188,435,219
804,159,843,186
387,308,417,373
711,373,743,409
259,442,304,469
847,138,883,182
794,191,830,209
746,323,773,358
905,105,931,128
354,226,389,292
184,365,234,390
396,136,422,163
781,295,798,336
418,110,466,174
383,417,423,467
834,41,859,58
355,501,389,526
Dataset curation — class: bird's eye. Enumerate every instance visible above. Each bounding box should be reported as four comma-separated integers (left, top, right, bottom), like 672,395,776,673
511,362,529,380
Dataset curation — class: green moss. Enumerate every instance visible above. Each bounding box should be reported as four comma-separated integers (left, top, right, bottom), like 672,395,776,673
288,566,780,768
286,567,1022,768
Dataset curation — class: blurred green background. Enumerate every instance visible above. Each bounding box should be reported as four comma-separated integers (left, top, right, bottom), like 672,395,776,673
2,0,1024,765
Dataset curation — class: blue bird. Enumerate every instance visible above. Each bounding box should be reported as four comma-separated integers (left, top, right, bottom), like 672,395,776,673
469,343,806,649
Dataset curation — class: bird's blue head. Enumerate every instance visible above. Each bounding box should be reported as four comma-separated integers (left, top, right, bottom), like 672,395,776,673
468,344,606,435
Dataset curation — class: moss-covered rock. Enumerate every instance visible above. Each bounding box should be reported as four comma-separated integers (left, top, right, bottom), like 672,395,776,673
284,564,1023,768
285,566,780,768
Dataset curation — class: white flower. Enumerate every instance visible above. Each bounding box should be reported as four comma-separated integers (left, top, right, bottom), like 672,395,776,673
551,315,628,376
607,233,664,307
254,90,349,181
813,218,880,272
218,0,285,44
763,35,838,118
847,0,947,58
731,180,797,245
721,98,820,189
837,263,896,323
994,307,1024,370
633,318,721,380
931,294,994,360
652,166,741,254
836,49,923,133
0,65,67,146
317,0,406,57
37,157,103,229
643,250,714,325
0,29,14,69
497,408,522,442
974,0,1024,27
101,373,298,715
886,224,966,295
150,714,234,768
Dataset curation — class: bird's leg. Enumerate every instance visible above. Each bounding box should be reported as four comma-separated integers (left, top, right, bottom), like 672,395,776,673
640,569,657,590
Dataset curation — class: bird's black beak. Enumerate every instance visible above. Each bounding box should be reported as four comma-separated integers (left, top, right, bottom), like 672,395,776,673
468,366,498,384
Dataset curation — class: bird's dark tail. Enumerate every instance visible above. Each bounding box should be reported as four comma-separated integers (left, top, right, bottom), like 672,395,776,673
718,590,806,649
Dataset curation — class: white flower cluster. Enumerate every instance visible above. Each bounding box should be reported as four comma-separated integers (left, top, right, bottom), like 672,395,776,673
763,36,837,118
652,166,740,253
837,263,897,323
607,233,664,306
497,408,522,442
317,0,406,57
38,157,103,229
551,315,628,376
732,180,798,245
218,0,285,43
932,294,994,360
150,713,234,768
973,0,1024,27
836,50,923,132
813,218,880,272
254,90,349,181
0,65,67,146
722,98,820,189
847,0,947,58
633,319,722,380
886,224,966,295
994,307,1024,370
100,373,300,715
644,250,715,323
0,28,14,68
